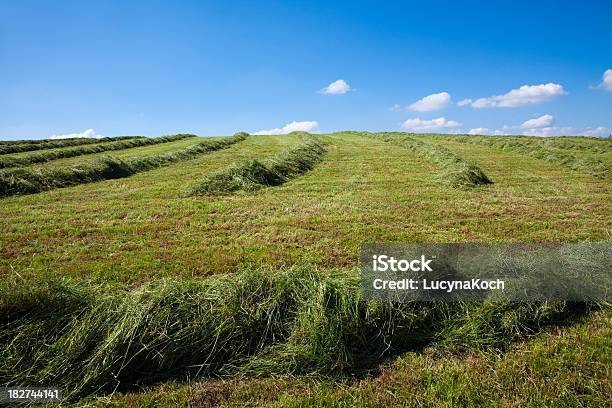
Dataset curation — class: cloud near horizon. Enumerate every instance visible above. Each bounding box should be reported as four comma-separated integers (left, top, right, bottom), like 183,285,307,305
402,117,461,132
461,83,566,108
253,121,319,135
468,127,508,136
50,128,104,139
318,79,351,95
468,122,610,137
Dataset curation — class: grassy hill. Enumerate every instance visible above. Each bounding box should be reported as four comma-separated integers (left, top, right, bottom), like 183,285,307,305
0,132,610,406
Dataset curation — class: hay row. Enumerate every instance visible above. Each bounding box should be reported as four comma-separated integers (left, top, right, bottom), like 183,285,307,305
539,137,611,154
188,138,326,196
0,136,144,155
0,267,591,400
0,134,196,169
451,136,611,179
0,133,249,198
373,133,492,188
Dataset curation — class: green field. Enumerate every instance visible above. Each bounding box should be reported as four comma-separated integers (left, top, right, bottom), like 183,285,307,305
0,132,610,406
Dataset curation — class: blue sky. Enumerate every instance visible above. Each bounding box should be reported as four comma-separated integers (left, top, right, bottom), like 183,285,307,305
1,0,611,140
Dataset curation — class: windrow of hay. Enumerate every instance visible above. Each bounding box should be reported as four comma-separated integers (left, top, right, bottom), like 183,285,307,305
0,134,196,169
188,138,326,196
0,136,144,155
372,132,493,188
539,137,612,154
0,132,249,197
451,136,611,179
0,266,592,401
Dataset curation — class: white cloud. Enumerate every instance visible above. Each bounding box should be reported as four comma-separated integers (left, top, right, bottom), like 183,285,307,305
407,92,451,112
253,121,319,135
521,114,554,129
468,127,491,135
522,126,575,137
50,128,104,139
468,127,510,136
318,79,351,95
457,98,472,107
466,122,609,138
468,83,566,108
600,69,612,91
402,117,461,132
581,126,610,137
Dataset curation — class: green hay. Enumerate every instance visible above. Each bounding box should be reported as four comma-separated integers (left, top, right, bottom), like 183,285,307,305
0,134,196,169
0,267,592,401
540,137,612,154
188,138,326,196
373,133,493,188
0,133,249,198
452,135,611,179
0,136,143,155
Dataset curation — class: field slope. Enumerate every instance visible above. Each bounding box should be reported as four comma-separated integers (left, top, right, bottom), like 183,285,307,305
0,132,610,406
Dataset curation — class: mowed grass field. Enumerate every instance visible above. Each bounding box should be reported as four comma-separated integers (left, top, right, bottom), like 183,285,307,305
0,132,610,406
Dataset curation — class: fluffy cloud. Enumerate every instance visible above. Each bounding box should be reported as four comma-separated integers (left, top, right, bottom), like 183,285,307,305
468,128,493,135
465,83,566,108
520,114,554,129
521,126,574,137
253,121,319,135
468,127,490,135
318,79,351,95
467,121,609,138
468,127,510,136
581,127,610,137
523,126,610,137
402,117,461,132
456,99,472,107
600,69,612,91
408,92,451,112
50,128,104,139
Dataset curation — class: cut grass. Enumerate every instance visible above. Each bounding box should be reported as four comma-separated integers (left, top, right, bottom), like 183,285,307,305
0,134,195,169
373,132,493,188
0,266,595,401
0,133,248,197
0,131,609,406
1,133,610,283
539,136,612,154
188,138,326,195
101,311,610,408
450,135,611,179
0,136,143,155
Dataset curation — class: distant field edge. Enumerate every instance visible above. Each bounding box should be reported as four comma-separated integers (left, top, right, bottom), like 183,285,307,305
0,132,249,198
0,136,144,155
0,134,196,169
